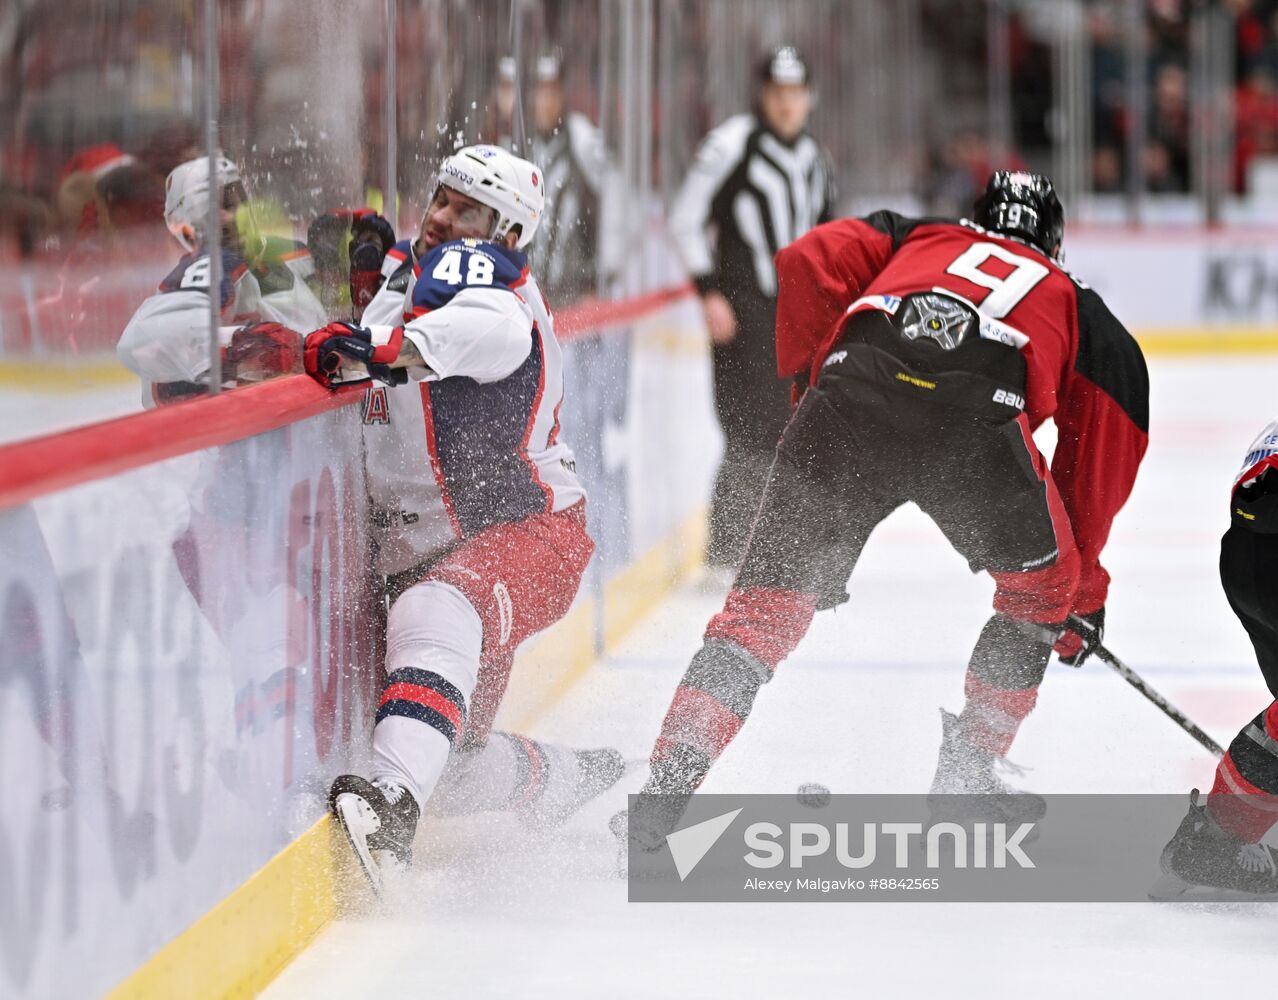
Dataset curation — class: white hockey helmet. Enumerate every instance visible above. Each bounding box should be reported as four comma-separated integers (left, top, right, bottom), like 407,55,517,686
435,145,544,249
164,153,243,252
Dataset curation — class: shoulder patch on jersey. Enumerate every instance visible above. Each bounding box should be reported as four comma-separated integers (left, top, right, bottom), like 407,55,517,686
412,240,528,312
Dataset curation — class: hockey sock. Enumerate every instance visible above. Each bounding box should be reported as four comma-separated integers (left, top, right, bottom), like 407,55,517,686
647,637,773,794
1206,700,1278,842
372,670,467,807
645,587,814,793
958,613,1056,756
702,586,816,675
425,732,584,819
371,581,482,808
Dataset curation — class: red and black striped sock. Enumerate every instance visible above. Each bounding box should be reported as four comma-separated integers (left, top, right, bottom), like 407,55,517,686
1207,700,1278,842
376,667,468,745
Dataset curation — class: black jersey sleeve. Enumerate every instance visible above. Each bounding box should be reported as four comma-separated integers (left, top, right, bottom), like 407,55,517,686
1050,285,1150,612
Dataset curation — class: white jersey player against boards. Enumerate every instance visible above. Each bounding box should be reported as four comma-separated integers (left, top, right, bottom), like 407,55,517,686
669,45,836,572
302,145,623,894
116,154,327,406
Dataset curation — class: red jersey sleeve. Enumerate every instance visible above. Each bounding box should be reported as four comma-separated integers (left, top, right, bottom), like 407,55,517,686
1050,284,1149,613
772,214,904,379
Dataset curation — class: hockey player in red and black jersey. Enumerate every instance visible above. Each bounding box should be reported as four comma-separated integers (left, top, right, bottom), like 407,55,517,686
1154,419,1278,898
621,171,1150,846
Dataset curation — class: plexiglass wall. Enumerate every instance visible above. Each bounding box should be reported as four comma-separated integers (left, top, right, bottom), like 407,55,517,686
2,0,1271,436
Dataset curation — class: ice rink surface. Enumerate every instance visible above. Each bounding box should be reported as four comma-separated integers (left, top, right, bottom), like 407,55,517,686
0,377,139,444
265,357,1278,1000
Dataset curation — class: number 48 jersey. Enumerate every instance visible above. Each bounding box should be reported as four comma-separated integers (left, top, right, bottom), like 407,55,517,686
773,212,1150,615
358,238,585,577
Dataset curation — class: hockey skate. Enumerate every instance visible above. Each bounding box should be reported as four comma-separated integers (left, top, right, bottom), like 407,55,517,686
328,774,421,898
927,709,1046,831
609,806,665,881
522,747,627,828
610,789,696,880
1149,789,1278,901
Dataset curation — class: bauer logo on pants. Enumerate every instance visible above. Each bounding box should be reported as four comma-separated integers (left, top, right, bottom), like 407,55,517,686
624,794,1214,903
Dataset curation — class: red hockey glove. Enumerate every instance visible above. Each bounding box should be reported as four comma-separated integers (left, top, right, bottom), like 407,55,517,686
303,322,405,387
226,321,302,382
1055,608,1105,667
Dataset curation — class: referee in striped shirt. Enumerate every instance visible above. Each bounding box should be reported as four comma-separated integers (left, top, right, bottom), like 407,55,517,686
670,45,836,574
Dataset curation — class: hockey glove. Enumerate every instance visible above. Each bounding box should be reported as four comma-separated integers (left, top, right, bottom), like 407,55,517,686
350,240,387,314
1233,470,1278,533
349,209,396,257
305,210,353,277
226,321,303,382
349,210,396,314
307,208,394,271
1056,608,1105,667
304,322,406,388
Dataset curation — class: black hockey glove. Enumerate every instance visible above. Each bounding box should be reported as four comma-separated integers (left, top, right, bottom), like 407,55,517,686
1057,608,1105,668
1233,470,1278,533
349,209,396,258
306,210,353,276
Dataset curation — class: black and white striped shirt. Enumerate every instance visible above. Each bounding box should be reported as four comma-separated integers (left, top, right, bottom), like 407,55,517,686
670,113,834,300
530,113,621,304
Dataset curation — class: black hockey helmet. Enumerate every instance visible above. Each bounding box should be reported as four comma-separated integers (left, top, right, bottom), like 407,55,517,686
756,45,809,86
973,171,1064,260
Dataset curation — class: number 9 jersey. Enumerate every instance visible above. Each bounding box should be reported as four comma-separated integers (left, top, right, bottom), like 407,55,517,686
773,212,1150,616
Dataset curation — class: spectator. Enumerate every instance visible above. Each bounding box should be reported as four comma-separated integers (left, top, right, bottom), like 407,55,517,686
1089,4,1127,153
1093,145,1125,194
479,56,518,151
0,185,52,259
1235,65,1278,191
928,130,995,217
1143,139,1181,193
1150,62,1191,191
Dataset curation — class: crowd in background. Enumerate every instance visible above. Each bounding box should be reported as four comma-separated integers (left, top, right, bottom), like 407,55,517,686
1086,0,1278,196
6,1,1278,294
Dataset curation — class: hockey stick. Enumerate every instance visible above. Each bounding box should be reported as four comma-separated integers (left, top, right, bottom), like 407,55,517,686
1091,644,1225,757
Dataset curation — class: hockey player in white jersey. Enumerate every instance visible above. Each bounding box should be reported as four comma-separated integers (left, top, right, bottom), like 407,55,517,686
116,153,327,405
304,145,623,894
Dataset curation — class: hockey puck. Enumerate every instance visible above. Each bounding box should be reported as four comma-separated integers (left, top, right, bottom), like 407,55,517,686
796,783,831,808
